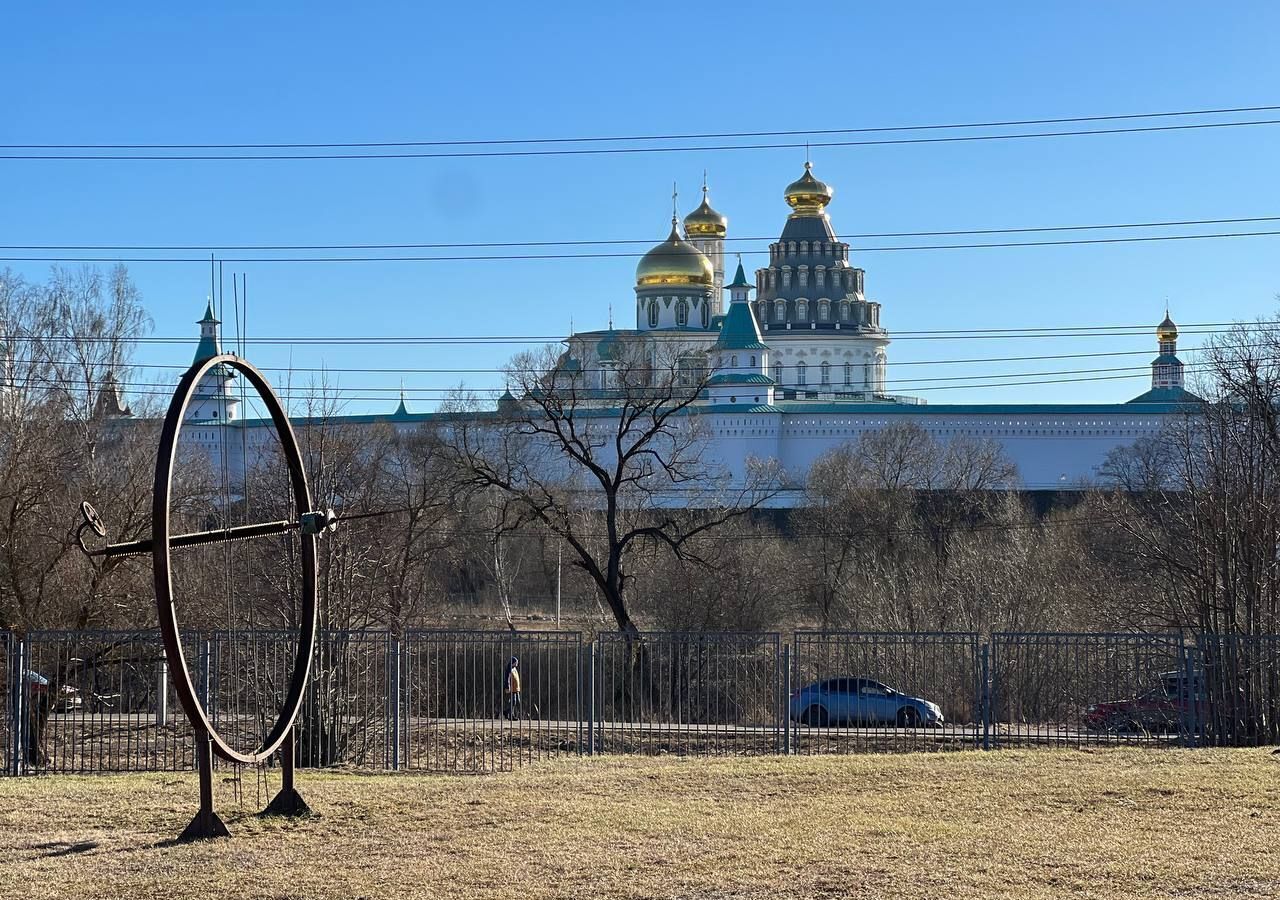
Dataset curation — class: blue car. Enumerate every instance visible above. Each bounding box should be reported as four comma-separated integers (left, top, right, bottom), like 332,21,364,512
789,677,944,727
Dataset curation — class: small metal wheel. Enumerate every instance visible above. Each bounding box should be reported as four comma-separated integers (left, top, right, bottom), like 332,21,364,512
80,501,107,537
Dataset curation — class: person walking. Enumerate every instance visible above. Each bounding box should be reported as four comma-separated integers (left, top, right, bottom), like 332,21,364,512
503,656,522,721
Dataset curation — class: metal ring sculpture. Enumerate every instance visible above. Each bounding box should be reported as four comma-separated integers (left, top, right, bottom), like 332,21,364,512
78,353,335,839
153,354,318,765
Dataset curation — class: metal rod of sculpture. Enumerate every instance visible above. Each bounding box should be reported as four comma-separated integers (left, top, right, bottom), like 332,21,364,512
78,354,334,841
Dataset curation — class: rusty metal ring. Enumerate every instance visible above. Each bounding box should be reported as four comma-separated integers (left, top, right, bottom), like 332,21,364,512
153,354,317,765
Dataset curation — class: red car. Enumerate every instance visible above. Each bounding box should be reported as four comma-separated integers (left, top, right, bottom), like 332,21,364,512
1083,671,1203,733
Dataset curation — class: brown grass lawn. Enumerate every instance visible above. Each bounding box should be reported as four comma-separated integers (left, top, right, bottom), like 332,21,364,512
1,749,1278,899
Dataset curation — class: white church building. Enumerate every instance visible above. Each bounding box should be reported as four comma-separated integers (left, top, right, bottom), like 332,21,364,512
168,164,1199,498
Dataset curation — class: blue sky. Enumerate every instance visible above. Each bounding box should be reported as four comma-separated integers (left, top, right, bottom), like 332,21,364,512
3,2,1278,412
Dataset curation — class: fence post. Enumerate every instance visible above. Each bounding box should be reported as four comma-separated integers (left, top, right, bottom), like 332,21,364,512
9,637,24,777
388,638,402,771
782,643,792,755
155,658,168,729
1181,641,1199,749
587,641,596,756
981,642,991,752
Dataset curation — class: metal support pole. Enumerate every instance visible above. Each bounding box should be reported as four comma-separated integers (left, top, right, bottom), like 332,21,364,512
9,639,25,777
177,731,229,841
782,644,792,755
981,642,991,752
388,639,402,771
587,641,596,756
197,640,211,725
262,726,311,818
155,659,168,729
1181,644,1198,749
555,546,562,626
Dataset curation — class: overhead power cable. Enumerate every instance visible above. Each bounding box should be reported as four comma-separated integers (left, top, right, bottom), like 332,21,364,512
5,115,1280,160
7,215,1279,252
5,227,1279,263
8,104,1277,150
29,345,1202,376
0,320,1267,345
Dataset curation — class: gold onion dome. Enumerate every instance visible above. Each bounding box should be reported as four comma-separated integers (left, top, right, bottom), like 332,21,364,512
784,161,834,215
683,184,727,237
635,218,715,287
1157,313,1178,340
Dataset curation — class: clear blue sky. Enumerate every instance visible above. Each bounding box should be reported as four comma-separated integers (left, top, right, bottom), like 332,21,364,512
3,2,1278,412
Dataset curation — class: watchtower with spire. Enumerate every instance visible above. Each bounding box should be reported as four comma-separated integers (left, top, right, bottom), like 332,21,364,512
683,173,728,309
188,300,240,422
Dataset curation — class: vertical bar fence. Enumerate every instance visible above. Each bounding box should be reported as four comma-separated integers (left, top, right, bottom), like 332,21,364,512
990,632,1187,748
593,632,782,756
792,632,981,753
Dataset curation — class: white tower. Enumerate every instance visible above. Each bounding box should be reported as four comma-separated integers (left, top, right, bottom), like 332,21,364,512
683,174,727,312
706,260,773,406
187,300,240,422
1152,312,1184,391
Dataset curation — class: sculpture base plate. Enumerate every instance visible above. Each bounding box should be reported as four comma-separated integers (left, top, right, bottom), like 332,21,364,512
260,787,312,818
177,809,231,842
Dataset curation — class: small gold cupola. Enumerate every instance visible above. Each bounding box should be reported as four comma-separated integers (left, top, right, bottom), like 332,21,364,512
683,182,728,237
784,161,834,216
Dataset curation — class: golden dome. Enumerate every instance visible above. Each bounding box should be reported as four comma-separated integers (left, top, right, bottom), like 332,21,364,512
636,219,715,288
683,184,727,237
1157,313,1178,341
784,161,833,216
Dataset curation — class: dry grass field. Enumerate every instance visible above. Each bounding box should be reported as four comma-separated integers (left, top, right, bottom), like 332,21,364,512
1,749,1278,899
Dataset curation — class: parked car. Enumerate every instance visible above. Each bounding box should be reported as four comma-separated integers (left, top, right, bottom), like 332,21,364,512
789,677,944,727
1083,670,1203,733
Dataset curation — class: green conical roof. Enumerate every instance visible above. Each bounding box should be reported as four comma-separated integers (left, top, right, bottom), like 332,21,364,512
727,259,753,290
714,296,767,351
199,300,219,324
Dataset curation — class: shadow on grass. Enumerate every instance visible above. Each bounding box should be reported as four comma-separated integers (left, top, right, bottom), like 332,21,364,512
32,841,98,858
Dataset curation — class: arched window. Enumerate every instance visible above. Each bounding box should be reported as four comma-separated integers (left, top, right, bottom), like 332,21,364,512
731,354,738,368
749,354,756,367
840,301,850,321
701,302,710,328
797,362,807,386
782,268,792,289
775,300,786,322
844,362,853,385
818,300,830,322
799,241,809,255
796,300,808,321
675,300,689,326
798,267,808,288
647,300,659,328
815,267,825,288
773,361,783,383
821,361,830,385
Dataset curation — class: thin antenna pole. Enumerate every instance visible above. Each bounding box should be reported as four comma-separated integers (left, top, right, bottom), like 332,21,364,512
232,273,241,356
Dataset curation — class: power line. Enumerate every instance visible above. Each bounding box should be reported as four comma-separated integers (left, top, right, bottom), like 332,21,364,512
5,116,1280,161
7,215,1279,252
0,321,1263,345
9,104,1277,150
5,227,1279,263
27,345,1201,376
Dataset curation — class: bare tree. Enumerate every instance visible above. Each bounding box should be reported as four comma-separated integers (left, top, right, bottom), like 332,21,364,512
444,338,784,635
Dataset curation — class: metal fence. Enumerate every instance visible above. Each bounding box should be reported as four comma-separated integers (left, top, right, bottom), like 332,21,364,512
990,632,1191,748
591,632,782,756
793,632,981,753
5,627,1280,775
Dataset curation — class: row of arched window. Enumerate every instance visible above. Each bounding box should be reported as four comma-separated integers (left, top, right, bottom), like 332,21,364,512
768,360,875,387
769,241,849,262
645,298,711,329
757,298,869,324
762,268,859,292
